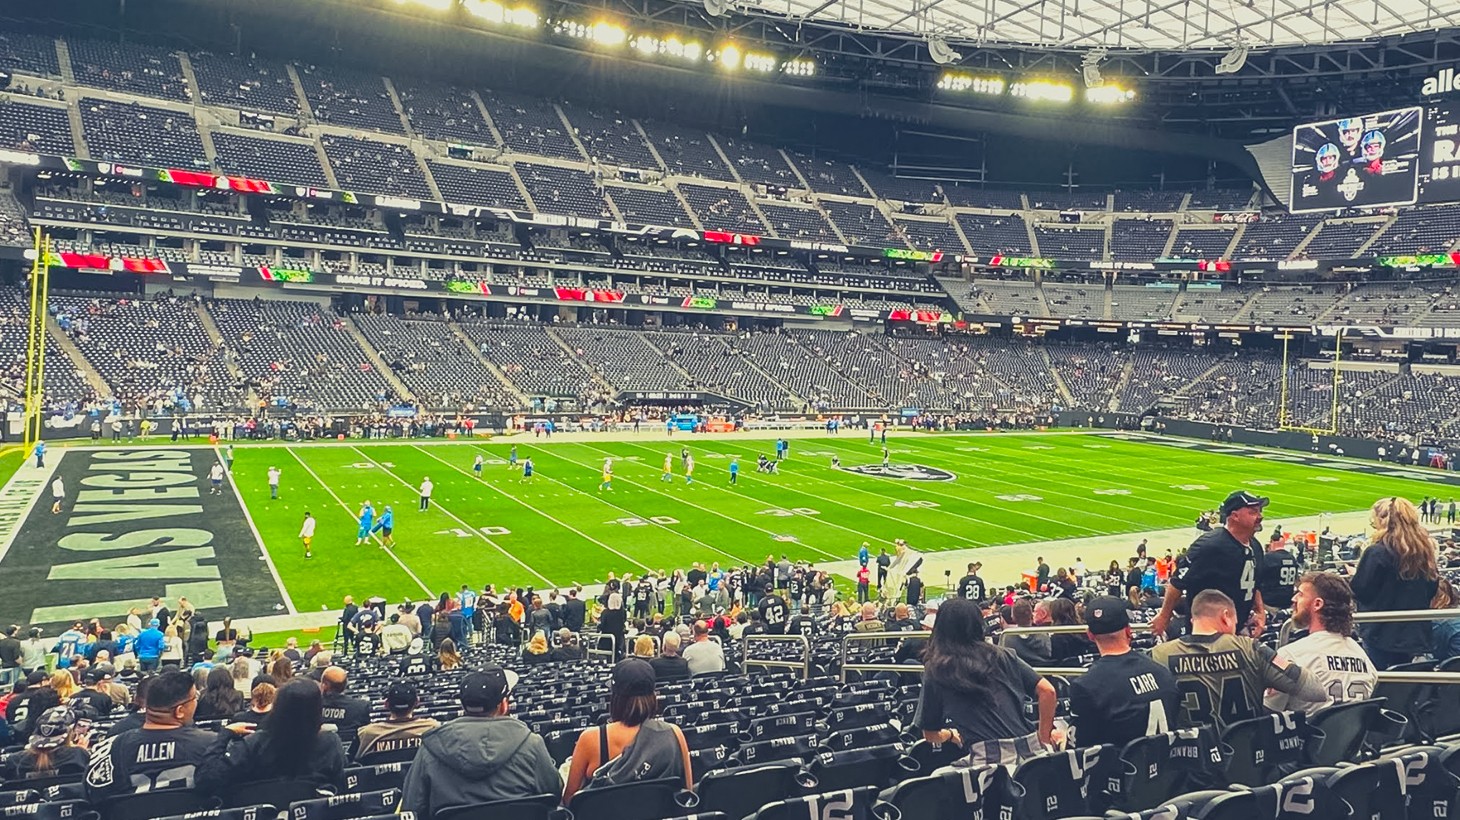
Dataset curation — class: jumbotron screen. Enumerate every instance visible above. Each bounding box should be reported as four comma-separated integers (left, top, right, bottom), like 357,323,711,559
1289,107,1422,212
1418,102,1460,204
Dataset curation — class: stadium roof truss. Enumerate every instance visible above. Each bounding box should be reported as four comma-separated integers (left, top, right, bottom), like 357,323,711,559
732,0,1460,51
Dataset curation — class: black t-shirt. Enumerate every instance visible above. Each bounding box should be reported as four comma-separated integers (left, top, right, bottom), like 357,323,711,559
70,689,116,717
1069,651,1179,748
1125,568,1143,592
788,576,803,600
320,693,372,739
84,725,215,801
758,595,789,634
1257,548,1299,609
1172,527,1264,625
0,636,20,668
914,646,1042,746
956,574,987,603
906,576,924,605
687,569,707,588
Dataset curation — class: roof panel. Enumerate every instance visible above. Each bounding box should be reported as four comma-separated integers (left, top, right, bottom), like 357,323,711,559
747,0,1455,49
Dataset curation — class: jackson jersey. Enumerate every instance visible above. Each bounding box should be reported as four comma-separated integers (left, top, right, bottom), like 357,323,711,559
1151,632,1313,733
1265,630,1376,716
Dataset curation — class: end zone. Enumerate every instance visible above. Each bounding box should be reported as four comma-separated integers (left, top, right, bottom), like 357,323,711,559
0,448,289,631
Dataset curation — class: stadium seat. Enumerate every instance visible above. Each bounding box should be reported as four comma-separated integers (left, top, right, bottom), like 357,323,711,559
799,744,906,793
431,793,557,820
899,739,963,774
342,763,409,793
288,788,401,820
218,779,327,809
1374,660,1438,743
1428,657,1460,739
734,735,817,767
1288,764,1404,820
1220,712,1311,786
155,806,277,820
687,746,733,782
819,722,901,752
0,791,41,805
693,761,801,820
0,801,100,820
1307,698,1400,765
1117,728,1226,812
1375,745,1459,820
561,778,685,820
1013,746,1116,819
748,786,896,820
96,790,215,820
878,764,1014,820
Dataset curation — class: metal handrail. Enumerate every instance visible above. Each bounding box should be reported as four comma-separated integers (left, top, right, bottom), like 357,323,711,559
837,662,1460,685
993,608,1460,636
742,633,813,680
840,630,925,683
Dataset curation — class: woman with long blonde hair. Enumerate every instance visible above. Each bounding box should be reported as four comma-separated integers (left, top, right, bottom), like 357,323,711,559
49,670,78,701
1352,496,1440,669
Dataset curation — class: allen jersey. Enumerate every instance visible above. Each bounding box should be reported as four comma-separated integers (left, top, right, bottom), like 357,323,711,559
1265,630,1376,716
1151,632,1313,733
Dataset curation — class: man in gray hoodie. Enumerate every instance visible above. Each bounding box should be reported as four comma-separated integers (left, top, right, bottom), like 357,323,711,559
401,665,561,815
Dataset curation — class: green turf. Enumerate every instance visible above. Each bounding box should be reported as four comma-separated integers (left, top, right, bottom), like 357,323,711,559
225,432,1459,614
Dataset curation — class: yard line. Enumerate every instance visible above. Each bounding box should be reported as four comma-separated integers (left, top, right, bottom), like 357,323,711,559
815,437,1171,526
213,446,296,615
348,447,555,587
409,445,656,574
284,447,432,598
455,444,764,568
692,440,1084,541
607,438,1036,543
563,443,858,560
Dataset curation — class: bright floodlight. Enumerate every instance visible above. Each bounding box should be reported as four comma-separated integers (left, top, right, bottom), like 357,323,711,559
719,44,743,70
396,0,454,10
1085,85,1136,104
591,22,627,46
743,52,777,72
1010,80,1073,102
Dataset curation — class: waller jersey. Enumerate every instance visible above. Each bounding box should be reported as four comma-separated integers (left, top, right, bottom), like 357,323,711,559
1152,632,1320,733
1265,630,1376,716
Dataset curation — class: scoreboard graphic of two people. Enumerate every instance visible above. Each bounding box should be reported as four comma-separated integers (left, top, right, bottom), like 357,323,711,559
1291,107,1421,212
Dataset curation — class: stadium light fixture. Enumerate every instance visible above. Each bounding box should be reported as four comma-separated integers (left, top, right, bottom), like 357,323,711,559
1080,48,1107,88
936,72,1004,95
717,44,743,70
782,58,815,77
1215,40,1249,74
927,34,962,66
743,51,777,73
1010,80,1073,102
1085,86,1136,104
395,0,454,10
630,35,703,61
464,0,539,28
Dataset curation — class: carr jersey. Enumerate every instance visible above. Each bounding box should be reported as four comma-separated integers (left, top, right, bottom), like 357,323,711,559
1172,528,1265,625
1151,632,1305,733
1266,630,1376,716
1069,651,1180,749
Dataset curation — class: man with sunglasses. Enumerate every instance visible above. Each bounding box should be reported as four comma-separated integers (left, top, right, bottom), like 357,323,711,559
84,670,213,802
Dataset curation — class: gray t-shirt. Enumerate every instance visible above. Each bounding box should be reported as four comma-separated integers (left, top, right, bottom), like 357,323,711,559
915,646,1042,747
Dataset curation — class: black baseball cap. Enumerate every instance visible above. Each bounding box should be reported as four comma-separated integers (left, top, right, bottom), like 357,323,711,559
83,668,112,685
1220,490,1270,519
461,665,518,711
611,658,656,697
1085,596,1132,635
385,681,418,709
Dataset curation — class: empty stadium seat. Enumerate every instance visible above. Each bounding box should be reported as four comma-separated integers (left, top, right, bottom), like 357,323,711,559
431,793,557,820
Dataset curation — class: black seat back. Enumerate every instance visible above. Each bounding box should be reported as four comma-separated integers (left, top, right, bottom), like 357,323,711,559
288,788,401,820
98,790,213,820
880,765,1014,820
1220,712,1310,787
342,764,409,794
1308,698,1391,765
1374,660,1437,743
694,762,799,820
750,786,894,820
155,806,277,820
563,777,681,820
1117,727,1226,812
432,793,557,820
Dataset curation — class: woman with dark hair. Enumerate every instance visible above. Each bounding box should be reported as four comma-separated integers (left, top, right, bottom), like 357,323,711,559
428,611,453,650
916,597,1055,769
194,666,245,721
232,682,276,724
437,638,462,671
197,678,346,793
269,653,294,683
1104,561,1124,597
562,658,692,803
1045,598,1097,662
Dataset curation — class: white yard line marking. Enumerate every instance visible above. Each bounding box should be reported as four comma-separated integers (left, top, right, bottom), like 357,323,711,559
348,447,555,587
214,446,296,614
284,447,433,597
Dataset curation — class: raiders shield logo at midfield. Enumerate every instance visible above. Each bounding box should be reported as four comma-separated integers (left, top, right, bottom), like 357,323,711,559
842,464,957,481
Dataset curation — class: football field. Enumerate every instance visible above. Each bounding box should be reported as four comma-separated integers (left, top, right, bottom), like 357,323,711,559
6,430,1460,630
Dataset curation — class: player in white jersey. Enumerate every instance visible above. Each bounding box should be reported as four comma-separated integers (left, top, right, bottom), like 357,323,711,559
1266,572,1376,716
662,453,673,482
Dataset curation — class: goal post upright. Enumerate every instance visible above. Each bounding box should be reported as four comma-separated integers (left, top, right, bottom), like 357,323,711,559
22,228,50,457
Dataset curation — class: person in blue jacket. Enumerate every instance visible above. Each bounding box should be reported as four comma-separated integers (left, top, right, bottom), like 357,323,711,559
32,441,44,468
355,502,375,546
372,505,395,548
134,619,165,671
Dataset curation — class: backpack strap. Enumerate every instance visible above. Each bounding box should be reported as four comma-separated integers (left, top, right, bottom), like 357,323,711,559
599,722,610,770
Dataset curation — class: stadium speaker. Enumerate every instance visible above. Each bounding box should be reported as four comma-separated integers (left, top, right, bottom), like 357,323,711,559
1215,42,1249,75
927,35,963,66
704,0,731,16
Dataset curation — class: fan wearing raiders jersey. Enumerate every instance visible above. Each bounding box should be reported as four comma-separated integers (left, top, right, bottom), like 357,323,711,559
84,670,213,801
1266,573,1376,716
1069,597,1179,749
1257,536,1299,610
955,562,987,604
1152,590,1325,733
1152,490,1269,639
758,590,789,635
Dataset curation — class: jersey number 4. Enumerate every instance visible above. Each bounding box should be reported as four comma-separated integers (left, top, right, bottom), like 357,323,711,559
1177,676,1250,727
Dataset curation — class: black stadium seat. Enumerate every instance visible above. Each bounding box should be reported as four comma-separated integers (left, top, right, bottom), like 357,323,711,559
879,764,1015,820
155,806,277,820
1,801,101,820
561,778,683,820
1307,698,1398,765
693,761,800,820
288,789,401,820
432,793,557,820
96,790,213,820
1220,712,1311,787
749,786,896,820
800,744,905,793
342,763,409,794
